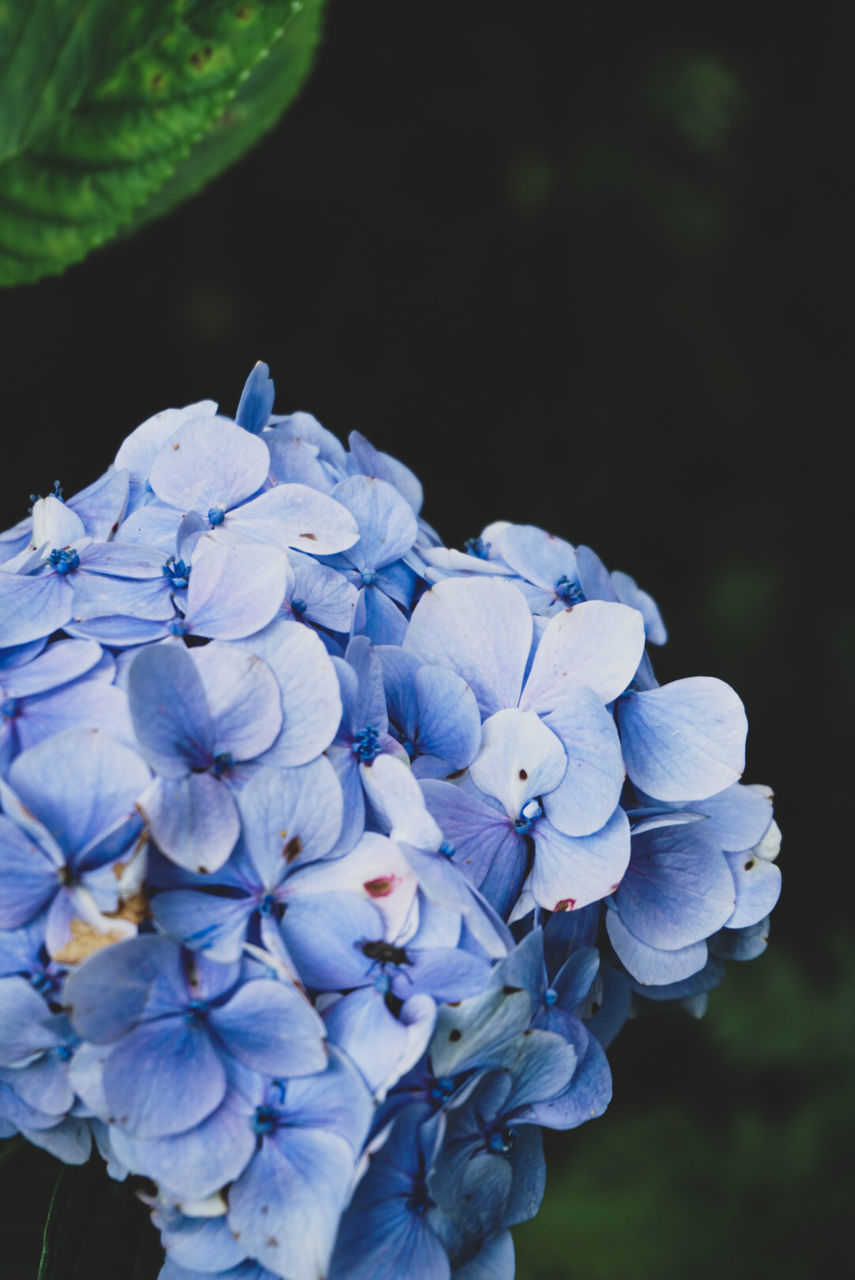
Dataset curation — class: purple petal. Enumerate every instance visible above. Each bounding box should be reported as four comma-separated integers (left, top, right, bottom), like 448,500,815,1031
2,639,101,697
236,361,275,434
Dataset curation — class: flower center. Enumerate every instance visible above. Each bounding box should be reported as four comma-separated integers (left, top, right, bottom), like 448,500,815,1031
464,536,490,560
253,1104,279,1135
512,799,542,836
351,726,382,763
360,569,377,587
207,507,226,527
290,597,307,615
555,574,584,603
48,548,79,575
1,698,21,720
162,557,191,590
487,1126,518,1155
184,999,209,1027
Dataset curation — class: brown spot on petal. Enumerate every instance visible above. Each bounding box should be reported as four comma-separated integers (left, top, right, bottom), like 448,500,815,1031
300,532,317,541
283,835,302,862
744,859,754,871
172,443,180,450
364,876,396,898
449,1029,462,1042
554,897,576,912
518,768,528,780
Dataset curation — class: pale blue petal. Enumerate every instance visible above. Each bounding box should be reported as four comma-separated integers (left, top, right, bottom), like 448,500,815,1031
495,525,576,592
520,601,646,712
605,910,709,985
228,1127,357,1280
528,809,631,913
414,665,482,770
149,416,270,514
469,709,566,816
67,468,130,540
619,677,748,801
332,475,419,571
238,757,343,886
8,730,149,858
348,430,424,514
724,849,782,929
612,821,735,950
404,578,532,716
141,773,240,874
540,688,625,836
209,978,326,1076
234,620,341,766
2,639,101,697
183,543,288,640
102,1019,226,1137
0,570,73,645
192,643,282,761
220,484,359,555
128,644,214,774
0,816,58,928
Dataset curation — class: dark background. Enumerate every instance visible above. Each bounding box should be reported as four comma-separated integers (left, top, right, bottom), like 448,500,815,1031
0,2,851,1276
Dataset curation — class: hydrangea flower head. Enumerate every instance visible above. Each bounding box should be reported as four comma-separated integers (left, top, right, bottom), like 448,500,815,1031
0,362,781,1277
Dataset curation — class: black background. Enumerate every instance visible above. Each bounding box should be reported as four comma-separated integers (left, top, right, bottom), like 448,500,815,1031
0,2,851,1276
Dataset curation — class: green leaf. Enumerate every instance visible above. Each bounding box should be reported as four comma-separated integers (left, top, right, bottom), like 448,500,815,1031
0,0,325,287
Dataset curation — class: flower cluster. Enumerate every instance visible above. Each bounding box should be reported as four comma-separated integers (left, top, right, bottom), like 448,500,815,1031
0,365,781,1280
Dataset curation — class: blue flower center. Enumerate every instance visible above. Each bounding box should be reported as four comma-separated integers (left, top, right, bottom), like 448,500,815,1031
207,507,226,527
290,597,307,615
162,557,191,590
351,726,382,762
258,892,277,917
487,1126,518,1156
555,574,584,603
48,548,79,575
439,840,455,858
30,970,59,997
1,698,21,720
168,618,188,636
55,1045,72,1062
184,999,209,1027
360,569,377,587
512,800,542,836
212,752,234,777
544,987,558,1006
428,1075,456,1104
253,1104,279,1135
464,537,490,560
402,738,416,759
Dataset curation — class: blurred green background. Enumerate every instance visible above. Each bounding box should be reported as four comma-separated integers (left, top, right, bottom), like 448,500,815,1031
0,1,850,1275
